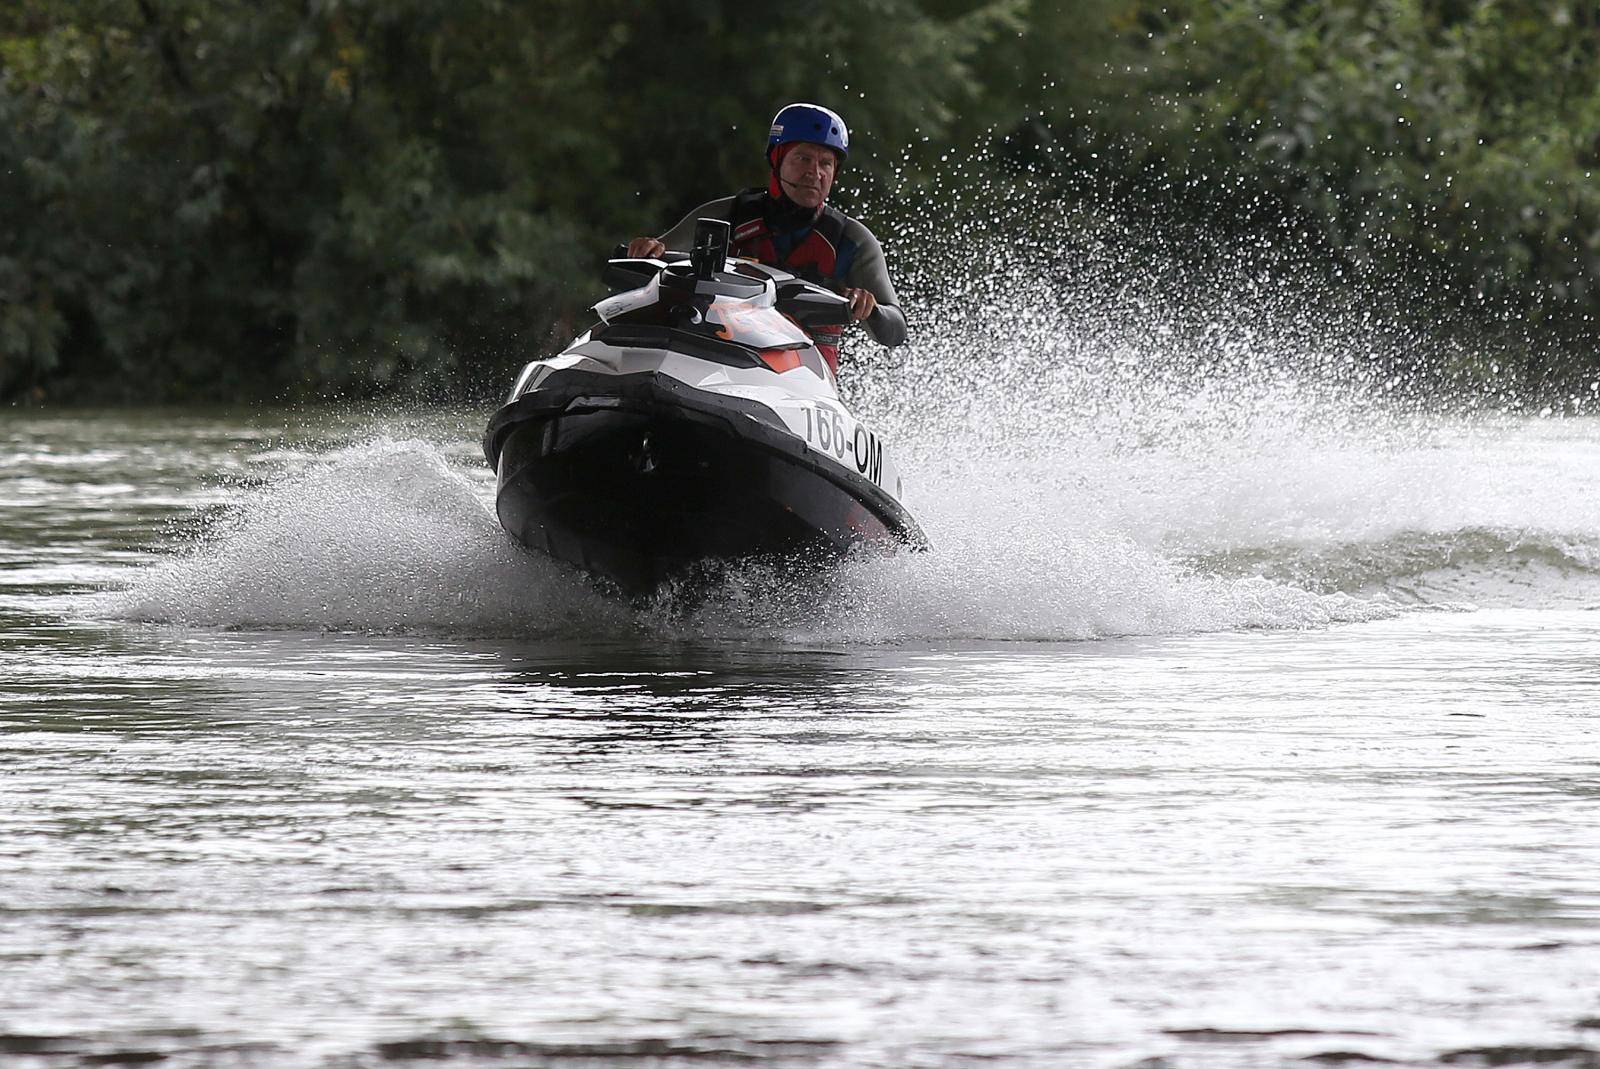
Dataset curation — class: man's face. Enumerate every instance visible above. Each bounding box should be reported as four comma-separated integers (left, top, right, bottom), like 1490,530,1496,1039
778,142,839,209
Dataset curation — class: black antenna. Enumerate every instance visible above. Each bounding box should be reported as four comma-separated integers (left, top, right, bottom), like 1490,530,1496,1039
690,218,730,280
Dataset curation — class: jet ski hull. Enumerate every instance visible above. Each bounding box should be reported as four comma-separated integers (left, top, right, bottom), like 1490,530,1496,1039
485,370,923,595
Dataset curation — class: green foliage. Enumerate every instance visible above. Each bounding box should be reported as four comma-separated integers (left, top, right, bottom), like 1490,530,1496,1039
1,0,1016,402
1,0,1595,403
1042,0,1600,332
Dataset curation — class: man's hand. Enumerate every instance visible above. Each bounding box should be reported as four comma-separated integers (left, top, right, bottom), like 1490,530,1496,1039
842,287,877,322
627,237,666,258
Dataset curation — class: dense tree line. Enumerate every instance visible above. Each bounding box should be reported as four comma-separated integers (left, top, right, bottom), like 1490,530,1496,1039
2,0,1596,404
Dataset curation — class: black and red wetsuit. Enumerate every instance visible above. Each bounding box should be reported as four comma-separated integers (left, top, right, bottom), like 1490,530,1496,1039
656,189,907,372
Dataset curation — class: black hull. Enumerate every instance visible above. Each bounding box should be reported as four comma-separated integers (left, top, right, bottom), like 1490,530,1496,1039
484,370,925,595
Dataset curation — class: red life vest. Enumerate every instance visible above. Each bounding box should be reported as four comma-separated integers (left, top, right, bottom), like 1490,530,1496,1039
729,191,849,372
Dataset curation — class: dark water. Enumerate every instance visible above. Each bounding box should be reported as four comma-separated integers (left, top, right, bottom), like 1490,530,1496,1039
4,407,1600,1068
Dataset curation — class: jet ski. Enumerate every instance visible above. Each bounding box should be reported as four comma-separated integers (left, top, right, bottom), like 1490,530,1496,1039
482,217,927,596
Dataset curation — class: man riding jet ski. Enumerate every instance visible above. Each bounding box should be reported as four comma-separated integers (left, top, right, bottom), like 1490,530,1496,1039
481,103,923,596
627,102,906,373
482,218,926,596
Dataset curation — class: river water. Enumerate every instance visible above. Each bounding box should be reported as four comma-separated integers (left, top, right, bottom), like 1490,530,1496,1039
4,388,1600,1068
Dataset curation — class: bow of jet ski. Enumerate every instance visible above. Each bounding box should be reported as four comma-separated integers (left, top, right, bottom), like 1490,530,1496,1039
482,218,927,596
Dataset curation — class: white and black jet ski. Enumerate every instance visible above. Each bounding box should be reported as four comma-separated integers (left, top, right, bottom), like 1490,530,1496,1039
482,218,927,596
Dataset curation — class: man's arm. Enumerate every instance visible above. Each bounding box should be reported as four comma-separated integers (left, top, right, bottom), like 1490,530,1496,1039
842,224,907,347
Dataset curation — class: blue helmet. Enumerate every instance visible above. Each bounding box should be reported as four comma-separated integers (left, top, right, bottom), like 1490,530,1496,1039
767,103,849,162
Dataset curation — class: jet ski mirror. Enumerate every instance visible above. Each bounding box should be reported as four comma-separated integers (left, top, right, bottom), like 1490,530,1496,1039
603,257,663,292
775,280,854,327
690,218,731,281
603,241,696,293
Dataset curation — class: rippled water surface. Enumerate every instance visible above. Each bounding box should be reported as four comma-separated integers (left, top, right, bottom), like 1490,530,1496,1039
4,405,1600,1068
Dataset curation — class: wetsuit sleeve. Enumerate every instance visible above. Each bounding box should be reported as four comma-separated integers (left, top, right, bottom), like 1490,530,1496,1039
843,224,908,347
655,197,738,253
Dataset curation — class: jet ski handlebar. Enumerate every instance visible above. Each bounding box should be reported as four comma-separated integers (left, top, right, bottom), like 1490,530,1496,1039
605,216,853,327
773,280,853,327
